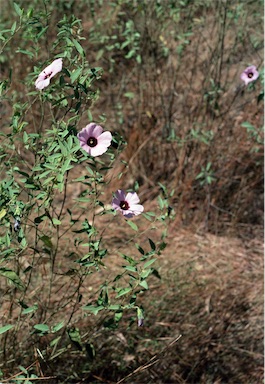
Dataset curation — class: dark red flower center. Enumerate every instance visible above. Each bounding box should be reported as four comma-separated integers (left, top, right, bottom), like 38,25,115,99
44,71,53,80
87,137,98,147
248,72,253,78
120,200,129,210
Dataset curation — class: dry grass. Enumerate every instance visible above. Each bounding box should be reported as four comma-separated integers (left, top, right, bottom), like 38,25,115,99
4,225,261,383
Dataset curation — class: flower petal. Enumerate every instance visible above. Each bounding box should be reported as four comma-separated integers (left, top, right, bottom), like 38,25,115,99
79,143,92,155
97,131,112,145
115,190,126,201
112,190,126,209
82,123,97,137
129,204,144,215
35,58,63,89
35,78,51,90
90,144,109,157
122,211,135,218
91,124,104,138
77,129,89,142
126,192,140,205
42,58,63,79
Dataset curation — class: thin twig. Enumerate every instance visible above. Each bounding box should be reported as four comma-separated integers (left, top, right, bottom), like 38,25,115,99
116,335,182,384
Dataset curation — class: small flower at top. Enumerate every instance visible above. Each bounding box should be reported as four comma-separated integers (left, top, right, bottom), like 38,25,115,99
35,58,63,90
112,189,144,219
77,123,112,157
240,65,259,86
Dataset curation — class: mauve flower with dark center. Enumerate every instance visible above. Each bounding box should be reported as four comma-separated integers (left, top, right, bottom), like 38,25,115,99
77,123,112,156
240,65,259,85
35,58,63,90
112,190,144,218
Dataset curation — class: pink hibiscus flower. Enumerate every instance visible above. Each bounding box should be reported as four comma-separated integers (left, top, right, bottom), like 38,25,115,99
35,58,63,90
77,123,112,157
240,65,259,86
112,190,144,218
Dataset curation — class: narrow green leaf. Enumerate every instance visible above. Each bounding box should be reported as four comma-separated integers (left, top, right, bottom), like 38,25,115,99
0,324,14,335
52,218,61,226
34,324,49,333
123,265,137,272
72,39,85,56
139,280,148,289
136,244,145,255
22,304,38,315
50,336,61,347
82,305,104,315
11,21,17,35
108,304,121,310
124,92,134,99
148,238,156,251
68,327,82,351
85,342,95,360
127,220,138,231
14,2,23,16
0,268,24,291
143,258,156,269
71,67,82,83
114,311,123,322
0,209,7,220
52,321,64,333
40,235,53,248
115,287,131,298
140,268,153,279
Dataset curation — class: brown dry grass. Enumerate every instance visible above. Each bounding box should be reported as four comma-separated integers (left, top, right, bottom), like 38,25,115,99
18,224,262,384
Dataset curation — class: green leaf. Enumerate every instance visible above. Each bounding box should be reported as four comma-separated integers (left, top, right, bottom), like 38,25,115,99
241,121,255,130
0,209,7,220
124,92,135,99
34,324,49,333
140,268,153,279
71,67,82,83
148,238,156,251
85,342,95,360
82,305,104,315
158,195,164,209
22,305,38,315
11,21,17,35
52,218,61,226
139,280,148,290
143,258,157,269
40,235,53,248
126,220,138,231
136,244,145,255
50,336,61,347
14,2,23,16
114,311,123,322
68,327,82,350
52,321,64,333
72,39,85,56
16,49,34,58
0,268,24,291
115,287,131,298
108,304,121,310
0,324,14,335
142,212,156,221
152,269,161,279
123,265,137,272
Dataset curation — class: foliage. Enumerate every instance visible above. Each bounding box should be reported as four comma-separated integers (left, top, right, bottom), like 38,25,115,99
0,1,174,379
